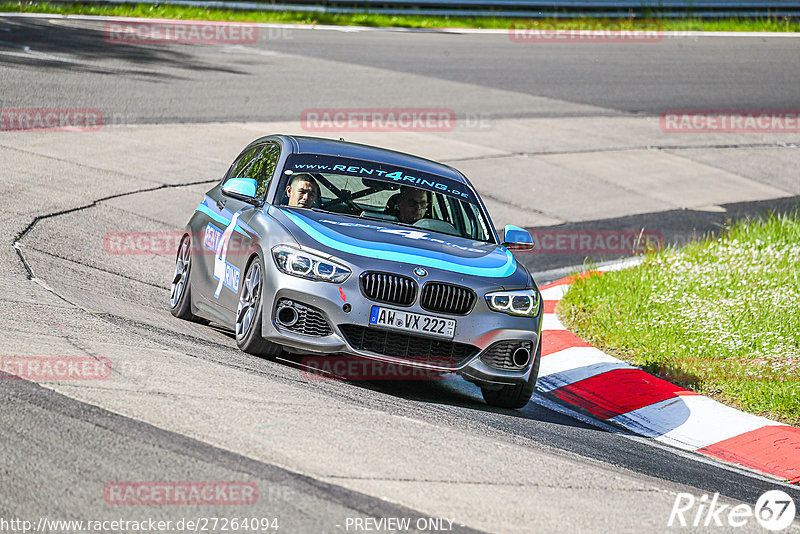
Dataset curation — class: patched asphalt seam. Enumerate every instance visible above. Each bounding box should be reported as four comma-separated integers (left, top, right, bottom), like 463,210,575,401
442,141,800,163
321,475,665,491
474,190,564,222
23,246,171,290
12,179,217,279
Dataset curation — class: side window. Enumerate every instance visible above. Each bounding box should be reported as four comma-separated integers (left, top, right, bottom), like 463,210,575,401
225,147,259,183
226,142,280,200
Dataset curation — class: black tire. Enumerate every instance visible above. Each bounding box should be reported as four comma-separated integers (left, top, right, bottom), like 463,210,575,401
481,340,542,410
170,234,205,323
235,255,282,357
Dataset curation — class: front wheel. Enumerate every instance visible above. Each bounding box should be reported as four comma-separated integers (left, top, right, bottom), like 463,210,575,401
235,255,281,357
481,340,541,410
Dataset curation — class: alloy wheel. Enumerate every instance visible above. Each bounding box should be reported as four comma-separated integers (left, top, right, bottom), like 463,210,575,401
236,260,262,340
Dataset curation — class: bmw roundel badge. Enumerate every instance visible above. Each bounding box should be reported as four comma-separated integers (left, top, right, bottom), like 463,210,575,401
414,267,427,277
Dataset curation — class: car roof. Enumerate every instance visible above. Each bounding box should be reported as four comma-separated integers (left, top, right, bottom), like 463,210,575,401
258,134,470,185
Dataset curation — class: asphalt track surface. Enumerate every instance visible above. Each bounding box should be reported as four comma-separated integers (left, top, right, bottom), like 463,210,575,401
1,15,800,533
2,17,800,120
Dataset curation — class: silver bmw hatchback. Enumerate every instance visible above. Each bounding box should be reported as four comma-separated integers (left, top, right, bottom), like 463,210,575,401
170,135,542,409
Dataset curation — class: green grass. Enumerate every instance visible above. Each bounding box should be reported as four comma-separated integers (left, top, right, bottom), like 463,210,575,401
558,212,800,426
1,1,799,32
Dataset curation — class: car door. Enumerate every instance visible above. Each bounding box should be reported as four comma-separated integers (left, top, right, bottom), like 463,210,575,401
204,141,281,318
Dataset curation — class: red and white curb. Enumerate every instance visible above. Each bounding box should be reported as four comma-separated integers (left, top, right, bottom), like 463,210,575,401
537,271,800,485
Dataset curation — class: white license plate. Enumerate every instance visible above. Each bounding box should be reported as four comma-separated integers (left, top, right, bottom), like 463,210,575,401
369,306,456,339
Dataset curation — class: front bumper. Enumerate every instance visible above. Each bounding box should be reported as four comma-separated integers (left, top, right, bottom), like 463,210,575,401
259,268,542,386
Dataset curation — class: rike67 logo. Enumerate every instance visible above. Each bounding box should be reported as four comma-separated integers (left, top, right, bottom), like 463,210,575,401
669,490,796,531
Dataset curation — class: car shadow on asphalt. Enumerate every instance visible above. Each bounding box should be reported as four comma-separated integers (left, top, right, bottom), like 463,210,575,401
522,194,800,281
273,350,602,430
0,18,248,76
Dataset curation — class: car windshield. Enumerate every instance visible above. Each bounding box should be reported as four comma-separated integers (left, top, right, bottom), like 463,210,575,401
276,154,494,243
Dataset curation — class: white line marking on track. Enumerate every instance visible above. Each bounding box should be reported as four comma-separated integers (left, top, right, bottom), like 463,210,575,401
0,39,89,65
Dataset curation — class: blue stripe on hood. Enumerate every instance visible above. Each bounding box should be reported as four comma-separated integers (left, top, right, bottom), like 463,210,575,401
283,210,517,278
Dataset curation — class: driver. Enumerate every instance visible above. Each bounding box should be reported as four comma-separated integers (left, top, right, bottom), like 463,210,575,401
286,173,319,208
396,185,429,224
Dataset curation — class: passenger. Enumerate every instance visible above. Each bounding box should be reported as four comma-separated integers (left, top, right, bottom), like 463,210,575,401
395,186,429,224
286,173,319,208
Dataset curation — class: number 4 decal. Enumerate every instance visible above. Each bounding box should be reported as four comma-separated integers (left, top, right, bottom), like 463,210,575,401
214,212,241,298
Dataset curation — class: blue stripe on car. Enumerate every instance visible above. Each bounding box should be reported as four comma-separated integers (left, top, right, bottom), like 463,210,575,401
194,197,258,237
283,210,517,278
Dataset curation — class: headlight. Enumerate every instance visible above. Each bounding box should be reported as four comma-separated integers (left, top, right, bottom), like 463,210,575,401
485,289,540,317
272,245,351,283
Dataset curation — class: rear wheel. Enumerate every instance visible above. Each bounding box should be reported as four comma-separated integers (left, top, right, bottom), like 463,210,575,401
236,255,282,357
170,234,204,322
481,340,542,409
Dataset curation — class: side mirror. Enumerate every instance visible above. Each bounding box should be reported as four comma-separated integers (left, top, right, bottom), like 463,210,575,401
221,177,259,204
502,225,534,251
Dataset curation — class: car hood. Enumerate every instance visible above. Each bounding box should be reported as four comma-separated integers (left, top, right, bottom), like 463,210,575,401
270,207,527,282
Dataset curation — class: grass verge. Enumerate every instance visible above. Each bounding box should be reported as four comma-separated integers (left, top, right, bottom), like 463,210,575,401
558,212,800,426
1,1,799,32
